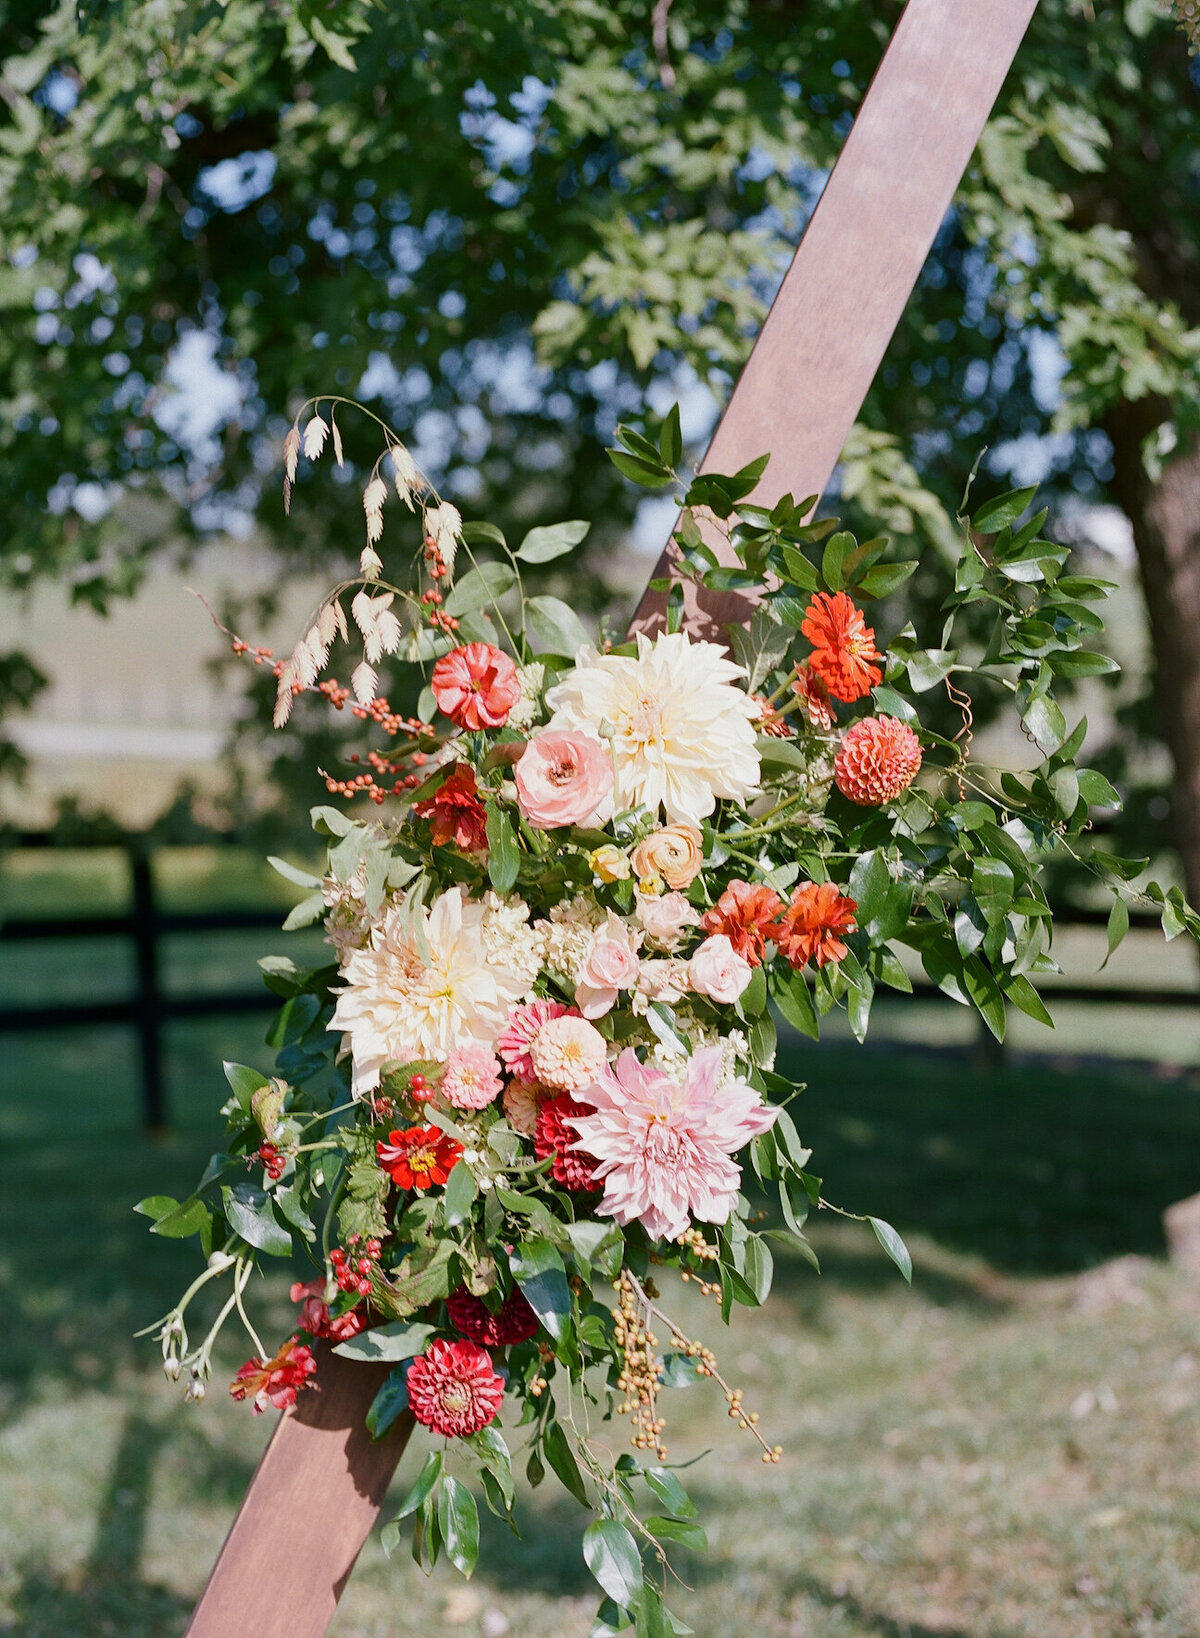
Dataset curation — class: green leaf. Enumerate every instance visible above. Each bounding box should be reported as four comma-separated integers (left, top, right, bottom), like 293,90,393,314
659,403,683,468
773,967,819,1039
509,1238,570,1344
461,521,507,549
821,530,855,592
972,858,1014,927
485,801,520,892
1078,769,1121,809
962,957,1007,1041
1001,972,1053,1026
516,520,590,563
869,1216,913,1283
333,1321,438,1362
134,1195,177,1223
855,560,917,599
466,1426,516,1509
443,1159,477,1228
526,594,591,657
644,1467,697,1519
645,1516,707,1551
906,649,957,693
443,562,518,616
149,1196,210,1240
1101,895,1130,970
382,1451,442,1554
972,485,1038,534
1022,695,1067,753
221,1182,292,1256
1048,649,1120,678
543,1420,589,1506
438,1475,480,1577
365,1365,411,1439
608,448,675,489
742,1236,774,1303
222,1061,269,1112
584,1520,643,1607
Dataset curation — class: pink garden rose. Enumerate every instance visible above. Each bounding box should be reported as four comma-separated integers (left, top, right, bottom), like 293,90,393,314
575,912,641,1018
515,731,614,829
566,1046,778,1240
687,934,752,1004
636,890,699,951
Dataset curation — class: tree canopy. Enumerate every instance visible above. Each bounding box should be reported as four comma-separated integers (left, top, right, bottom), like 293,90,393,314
2,0,1199,878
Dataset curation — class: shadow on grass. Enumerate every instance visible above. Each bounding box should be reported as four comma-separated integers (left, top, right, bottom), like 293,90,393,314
778,1032,1200,1276
4,1412,191,1638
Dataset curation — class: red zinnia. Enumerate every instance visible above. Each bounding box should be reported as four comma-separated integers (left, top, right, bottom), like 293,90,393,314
791,660,835,730
446,1286,539,1347
230,1335,317,1414
431,642,521,730
834,715,922,806
406,1338,506,1437
774,881,858,970
413,762,489,850
290,1279,370,1343
801,591,883,703
700,879,784,965
377,1125,464,1190
535,1093,601,1191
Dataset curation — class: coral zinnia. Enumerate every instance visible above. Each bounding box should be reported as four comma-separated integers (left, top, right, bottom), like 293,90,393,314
431,642,521,730
834,715,922,805
441,1044,504,1110
406,1338,506,1437
700,879,783,964
230,1336,317,1414
566,1046,777,1242
535,1093,601,1191
446,1286,539,1347
801,591,883,703
413,763,489,851
377,1125,463,1190
774,882,858,969
791,660,835,730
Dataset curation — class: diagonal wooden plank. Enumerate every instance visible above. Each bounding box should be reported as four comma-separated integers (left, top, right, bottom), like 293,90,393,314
184,1344,413,1638
183,4,1037,1633
631,0,1039,637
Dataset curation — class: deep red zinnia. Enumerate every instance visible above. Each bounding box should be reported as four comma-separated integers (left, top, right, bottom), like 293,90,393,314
700,879,784,964
406,1338,506,1437
430,642,521,730
774,881,858,970
413,762,489,851
377,1125,464,1190
535,1093,601,1191
834,715,922,805
446,1286,540,1347
290,1279,371,1343
230,1335,318,1414
801,591,883,703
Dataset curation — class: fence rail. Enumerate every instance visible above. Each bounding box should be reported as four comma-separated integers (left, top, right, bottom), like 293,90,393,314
2,833,1196,1130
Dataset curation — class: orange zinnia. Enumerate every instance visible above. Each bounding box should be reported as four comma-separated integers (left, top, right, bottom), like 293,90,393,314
774,881,858,970
700,879,784,964
801,591,883,703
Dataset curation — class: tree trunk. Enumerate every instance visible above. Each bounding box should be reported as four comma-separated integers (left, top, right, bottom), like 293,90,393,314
1106,399,1200,911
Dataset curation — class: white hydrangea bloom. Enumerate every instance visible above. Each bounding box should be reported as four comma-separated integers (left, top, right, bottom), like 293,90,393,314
538,892,606,985
507,662,546,732
480,891,546,989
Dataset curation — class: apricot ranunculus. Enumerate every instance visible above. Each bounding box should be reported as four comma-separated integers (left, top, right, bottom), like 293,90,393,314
631,824,704,889
515,730,614,829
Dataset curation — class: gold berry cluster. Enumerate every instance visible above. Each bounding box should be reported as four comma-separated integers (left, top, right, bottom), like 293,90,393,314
613,1270,668,1460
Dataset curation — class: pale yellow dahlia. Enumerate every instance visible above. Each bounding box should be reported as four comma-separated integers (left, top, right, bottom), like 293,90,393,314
544,631,760,826
330,887,528,1096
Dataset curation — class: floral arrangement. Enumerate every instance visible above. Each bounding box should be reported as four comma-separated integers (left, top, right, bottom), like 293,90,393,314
141,401,1198,1632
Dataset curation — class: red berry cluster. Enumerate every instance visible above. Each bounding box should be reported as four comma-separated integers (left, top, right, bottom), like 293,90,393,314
231,638,274,665
409,1072,434,1106
423,534,451,580
348,696,431,739
329,1235,383,1296
256,1142,286,1181
420,586,460,635
318,678,351,709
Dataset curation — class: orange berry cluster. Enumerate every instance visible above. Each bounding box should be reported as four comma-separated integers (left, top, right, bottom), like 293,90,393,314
318,678,351,709
231,638,275,665
420,586,459,634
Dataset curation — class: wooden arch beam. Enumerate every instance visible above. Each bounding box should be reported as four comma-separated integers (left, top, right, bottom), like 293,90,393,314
185,1,1038,1632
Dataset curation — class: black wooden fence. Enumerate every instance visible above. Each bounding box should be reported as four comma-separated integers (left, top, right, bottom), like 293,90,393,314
1,832,1196,1131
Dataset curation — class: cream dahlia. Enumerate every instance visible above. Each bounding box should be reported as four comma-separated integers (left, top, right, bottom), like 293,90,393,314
330,887,528,1096
544,631,760,826
567,1046,777,1241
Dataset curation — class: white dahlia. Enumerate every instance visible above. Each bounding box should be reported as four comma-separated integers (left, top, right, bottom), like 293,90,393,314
330,887,528,1096
544,631,760,826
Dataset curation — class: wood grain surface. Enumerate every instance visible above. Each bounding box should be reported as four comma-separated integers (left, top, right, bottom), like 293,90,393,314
182,2,1037,1632
630,0,1039,638
183,1342,413,1638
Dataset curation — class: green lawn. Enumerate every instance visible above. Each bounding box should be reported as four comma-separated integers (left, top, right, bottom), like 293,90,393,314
2,999,1200,1638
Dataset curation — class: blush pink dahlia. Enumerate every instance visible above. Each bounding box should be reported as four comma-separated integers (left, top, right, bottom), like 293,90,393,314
566,1047,777,1241
441,1044,504,1110
496,998,573,1079
406,1338,506,1437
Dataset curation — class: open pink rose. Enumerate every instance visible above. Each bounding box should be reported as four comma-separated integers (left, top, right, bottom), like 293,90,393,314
637,890,699,950
687,934,752,1004
515,731,614,829
575,912,641,1018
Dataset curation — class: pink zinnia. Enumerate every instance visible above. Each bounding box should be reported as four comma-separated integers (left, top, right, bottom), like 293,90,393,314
441,1044,504,1110
430,642,521,730
496,998,572,1079
406,1338,506,1437
566,1046,777,1241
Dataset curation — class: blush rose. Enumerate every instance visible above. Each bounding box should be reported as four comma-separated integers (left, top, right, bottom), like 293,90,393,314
575,912,641,1018
515,731,614,829
687,933,752,1004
